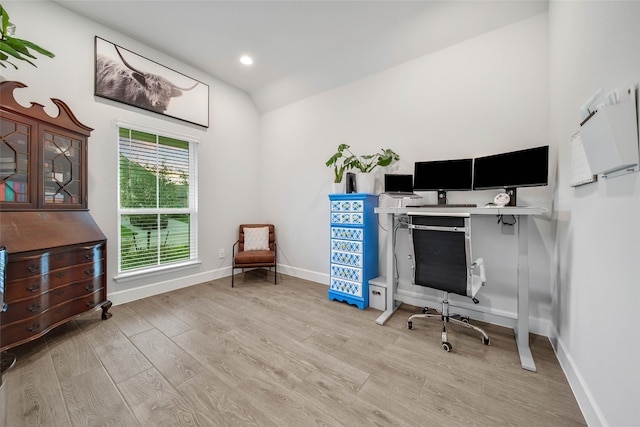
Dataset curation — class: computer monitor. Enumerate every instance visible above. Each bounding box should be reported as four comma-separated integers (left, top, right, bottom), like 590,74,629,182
384,174,414,195
473,145,549,206
413,158,473,205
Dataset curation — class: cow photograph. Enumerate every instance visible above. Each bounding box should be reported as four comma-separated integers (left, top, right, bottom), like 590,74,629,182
94,37,209,127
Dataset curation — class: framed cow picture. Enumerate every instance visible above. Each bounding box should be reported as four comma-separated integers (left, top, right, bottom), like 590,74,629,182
94,36,209,128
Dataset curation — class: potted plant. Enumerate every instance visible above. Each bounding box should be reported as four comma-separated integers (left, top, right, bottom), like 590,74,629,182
325,143,352,193
326,144,400,194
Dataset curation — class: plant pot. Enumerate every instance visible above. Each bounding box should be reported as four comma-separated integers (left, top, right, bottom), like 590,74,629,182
331,181,346,194
356,172,376,194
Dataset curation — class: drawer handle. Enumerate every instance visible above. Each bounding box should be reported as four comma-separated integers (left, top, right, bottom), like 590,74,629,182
55,272,65,279
54,254,65,261
55,307,66,314
27,264,40,273
85,268,95,276
55,289,66,296
85,285,94,292
27,303,42,312
84,253,93,260
86,301,96,308
27,283,41,293
27,323,41,332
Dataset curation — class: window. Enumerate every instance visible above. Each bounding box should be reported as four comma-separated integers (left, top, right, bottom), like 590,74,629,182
117,123,198,275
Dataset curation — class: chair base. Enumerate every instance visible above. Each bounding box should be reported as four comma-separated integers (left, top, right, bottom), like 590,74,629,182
231,266,277,287
407,297,490,352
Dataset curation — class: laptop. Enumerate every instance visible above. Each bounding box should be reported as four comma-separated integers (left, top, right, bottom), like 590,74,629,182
383,174,419,197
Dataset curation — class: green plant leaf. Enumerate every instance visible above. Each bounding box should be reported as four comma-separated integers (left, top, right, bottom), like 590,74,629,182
325,152,342,167
0,40,25,59
0,41,35,66
14,38,55,58
5,37,37,58
1,6,9,36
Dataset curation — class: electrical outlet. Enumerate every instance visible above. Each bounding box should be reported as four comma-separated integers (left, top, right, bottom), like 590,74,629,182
218,248,225,259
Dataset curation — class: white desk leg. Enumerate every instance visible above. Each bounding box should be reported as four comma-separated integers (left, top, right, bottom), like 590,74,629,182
376,212,401,325
516,215,536,372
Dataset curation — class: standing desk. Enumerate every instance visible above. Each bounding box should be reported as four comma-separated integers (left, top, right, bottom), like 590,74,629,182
373,206,546,372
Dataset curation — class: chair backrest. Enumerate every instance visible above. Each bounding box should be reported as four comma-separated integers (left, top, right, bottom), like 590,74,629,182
238,224,275,252
408,214,473,297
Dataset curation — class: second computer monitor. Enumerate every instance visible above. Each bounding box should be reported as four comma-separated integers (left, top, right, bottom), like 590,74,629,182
414,158,473,204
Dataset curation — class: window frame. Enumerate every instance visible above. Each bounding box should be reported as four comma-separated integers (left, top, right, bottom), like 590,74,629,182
115,120,199,279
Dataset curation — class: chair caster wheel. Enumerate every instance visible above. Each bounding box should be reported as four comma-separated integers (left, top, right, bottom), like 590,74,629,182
421,307,428,314
407,321,413,330
461,316,470,323
483,337,490,345
442,342,452,352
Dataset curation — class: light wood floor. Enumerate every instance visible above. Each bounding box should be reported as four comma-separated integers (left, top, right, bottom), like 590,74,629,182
5,271,586,426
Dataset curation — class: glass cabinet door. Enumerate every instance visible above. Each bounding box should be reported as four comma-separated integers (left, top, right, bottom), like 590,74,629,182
42,128,85,208
0,115,36,209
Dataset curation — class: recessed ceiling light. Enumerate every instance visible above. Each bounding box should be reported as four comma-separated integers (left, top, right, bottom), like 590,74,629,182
240,55,253,66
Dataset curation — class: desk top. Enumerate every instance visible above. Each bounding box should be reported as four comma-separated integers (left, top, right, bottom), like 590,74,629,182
375,206,547,216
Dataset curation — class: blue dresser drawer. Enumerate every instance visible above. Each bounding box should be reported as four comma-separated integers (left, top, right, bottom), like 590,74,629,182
331,227,363,241
331,249,362,268
331,212,363,225
330,277,363,298
331,239,363,253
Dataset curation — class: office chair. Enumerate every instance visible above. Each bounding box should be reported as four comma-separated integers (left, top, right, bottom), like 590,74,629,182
407,214,490,352
232,224,277,287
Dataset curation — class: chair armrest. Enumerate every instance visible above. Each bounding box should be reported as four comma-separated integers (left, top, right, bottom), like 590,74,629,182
232,240,240,257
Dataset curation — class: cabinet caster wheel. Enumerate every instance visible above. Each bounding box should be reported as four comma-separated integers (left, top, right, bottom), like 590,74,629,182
407,321,413,330
483,337,490,345
442,342,452,352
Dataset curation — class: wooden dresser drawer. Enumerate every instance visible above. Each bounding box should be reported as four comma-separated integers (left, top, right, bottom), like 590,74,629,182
2,276,104,324
0,289,104,349
6,243,104,281
5,262,103,301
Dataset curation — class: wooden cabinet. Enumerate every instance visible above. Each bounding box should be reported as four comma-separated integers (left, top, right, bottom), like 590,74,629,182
328,193,378,309
0,81,111,352
0,81,90,210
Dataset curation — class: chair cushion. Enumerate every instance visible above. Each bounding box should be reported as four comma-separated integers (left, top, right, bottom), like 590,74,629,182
235,250,275,265
243,226,269,251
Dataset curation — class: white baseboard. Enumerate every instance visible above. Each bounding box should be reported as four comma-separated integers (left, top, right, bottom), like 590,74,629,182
276,263,329,285
108,266,230,306
549,326,607,427
107,264,327,306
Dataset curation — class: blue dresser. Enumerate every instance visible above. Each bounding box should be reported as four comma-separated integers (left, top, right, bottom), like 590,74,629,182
328,194,379,309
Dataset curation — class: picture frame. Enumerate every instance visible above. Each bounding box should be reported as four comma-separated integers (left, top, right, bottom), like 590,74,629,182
94,36,209,128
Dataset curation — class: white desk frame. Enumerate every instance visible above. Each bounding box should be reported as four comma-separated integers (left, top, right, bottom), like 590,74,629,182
373,206,545,372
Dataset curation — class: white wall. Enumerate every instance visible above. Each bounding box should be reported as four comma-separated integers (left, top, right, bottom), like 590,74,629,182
2,1,261,302
549,2,640,426
260,14,553,333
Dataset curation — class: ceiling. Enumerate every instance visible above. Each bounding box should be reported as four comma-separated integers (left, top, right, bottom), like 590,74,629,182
53,0,548,112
